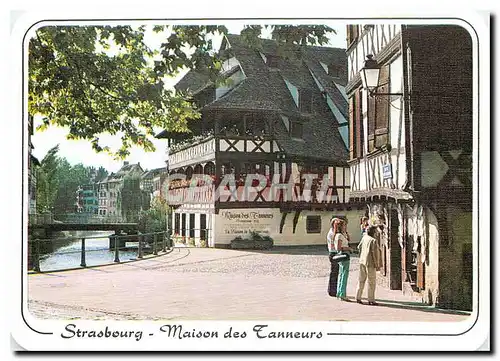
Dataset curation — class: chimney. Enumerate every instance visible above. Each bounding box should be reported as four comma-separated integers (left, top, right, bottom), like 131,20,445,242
123,161,129,166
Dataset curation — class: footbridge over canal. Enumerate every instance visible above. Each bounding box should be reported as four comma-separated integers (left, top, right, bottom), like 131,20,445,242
29,222,139,242
33,222,138,233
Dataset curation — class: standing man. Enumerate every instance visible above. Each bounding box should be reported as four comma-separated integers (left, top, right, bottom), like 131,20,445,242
355,225,380,305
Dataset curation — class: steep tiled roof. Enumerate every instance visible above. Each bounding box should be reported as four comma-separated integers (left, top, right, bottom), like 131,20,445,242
302,54,348,120
141,166,168,180
170,33,349,162
107,163,144,181
175,69,211,95
98,175,110,184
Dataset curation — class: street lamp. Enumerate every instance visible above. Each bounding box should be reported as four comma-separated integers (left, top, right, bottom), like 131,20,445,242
360,55,403,97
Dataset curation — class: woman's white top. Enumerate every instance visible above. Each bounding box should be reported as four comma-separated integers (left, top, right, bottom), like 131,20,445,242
326,229,335,253
327,230,348,252
334,233,349,251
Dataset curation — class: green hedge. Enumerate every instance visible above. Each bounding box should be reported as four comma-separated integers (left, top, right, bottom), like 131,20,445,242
230,232,273,250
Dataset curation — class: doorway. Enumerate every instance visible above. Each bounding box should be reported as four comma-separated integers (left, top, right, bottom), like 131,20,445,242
200,214,207,246
390,209,402,290
189,214,195,238
181,214,186,237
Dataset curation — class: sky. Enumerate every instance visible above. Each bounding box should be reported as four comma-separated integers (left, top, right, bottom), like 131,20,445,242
31,22,348,173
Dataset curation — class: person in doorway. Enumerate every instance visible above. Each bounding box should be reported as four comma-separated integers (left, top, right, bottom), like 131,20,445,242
335,219,353,301
355,225,381,305
326,218,341,297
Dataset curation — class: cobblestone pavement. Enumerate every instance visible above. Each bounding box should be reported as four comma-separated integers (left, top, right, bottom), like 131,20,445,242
28,247,471,322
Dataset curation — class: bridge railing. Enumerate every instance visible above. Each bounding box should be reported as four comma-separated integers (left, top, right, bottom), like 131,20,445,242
28,213,127,225
28,231,172,273
53,213,125,224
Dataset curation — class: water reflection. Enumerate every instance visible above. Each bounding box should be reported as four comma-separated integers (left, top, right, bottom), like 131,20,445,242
39,232,140,272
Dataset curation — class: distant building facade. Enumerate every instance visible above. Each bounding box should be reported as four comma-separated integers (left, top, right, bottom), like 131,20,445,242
97,161,144,219
81,183,98,214
140,166,168,205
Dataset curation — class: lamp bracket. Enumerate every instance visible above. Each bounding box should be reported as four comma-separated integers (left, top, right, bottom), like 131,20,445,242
368,90,403,97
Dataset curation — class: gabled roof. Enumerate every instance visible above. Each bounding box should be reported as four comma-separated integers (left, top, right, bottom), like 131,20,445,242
141,166,168,180
98,175,110,184
166,33,349,162
106,163,144,181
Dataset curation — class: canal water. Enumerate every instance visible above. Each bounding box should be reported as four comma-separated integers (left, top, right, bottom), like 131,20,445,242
39,231,141,272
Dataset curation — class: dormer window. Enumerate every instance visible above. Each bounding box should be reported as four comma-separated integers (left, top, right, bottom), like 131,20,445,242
266,55,280,68
299,89,312,113
280,115,290,131
328,64,340,77
284,79,299,107
215,67,245,100
290,121,303,139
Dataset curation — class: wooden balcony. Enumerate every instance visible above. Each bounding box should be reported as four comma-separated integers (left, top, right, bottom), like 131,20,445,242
169,136,216,169
167,182,350,208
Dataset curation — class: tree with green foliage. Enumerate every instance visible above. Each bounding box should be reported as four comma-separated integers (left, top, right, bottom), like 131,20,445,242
36,145,60,213
94,166,109,183
138,198,168,233
53,160,93,214
29,24,335,158
35,145,105,214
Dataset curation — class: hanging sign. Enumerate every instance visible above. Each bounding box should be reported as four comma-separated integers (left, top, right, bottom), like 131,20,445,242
382,164,393,180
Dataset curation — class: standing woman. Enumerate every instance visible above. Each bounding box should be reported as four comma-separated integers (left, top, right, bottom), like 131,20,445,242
326,218,341,297
335,220,354,301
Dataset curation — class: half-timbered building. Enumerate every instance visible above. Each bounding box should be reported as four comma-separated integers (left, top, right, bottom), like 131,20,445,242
28,114,40,217
157,34,365,248
346,24,473,310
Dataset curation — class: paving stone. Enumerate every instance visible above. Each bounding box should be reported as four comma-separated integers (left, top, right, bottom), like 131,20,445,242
28,248,470,322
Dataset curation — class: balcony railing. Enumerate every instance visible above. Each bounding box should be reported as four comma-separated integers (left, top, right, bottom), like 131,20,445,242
169,136,216,169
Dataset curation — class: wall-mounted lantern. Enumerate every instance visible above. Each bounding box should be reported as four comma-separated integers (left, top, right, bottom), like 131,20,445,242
361,55,403,97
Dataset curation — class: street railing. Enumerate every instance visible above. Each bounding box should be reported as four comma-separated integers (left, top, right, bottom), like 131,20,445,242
28,231,172,273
